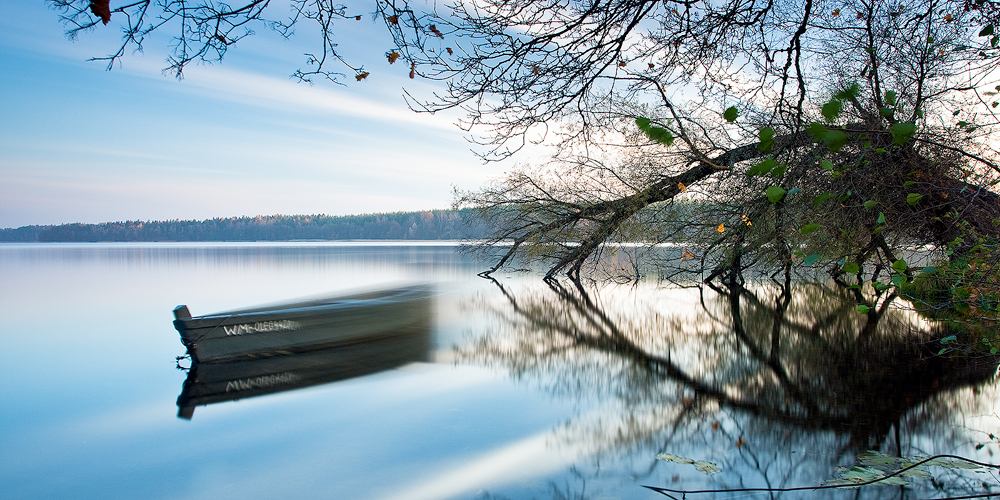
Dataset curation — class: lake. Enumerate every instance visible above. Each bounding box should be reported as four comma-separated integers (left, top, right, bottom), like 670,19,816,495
1,242,997,499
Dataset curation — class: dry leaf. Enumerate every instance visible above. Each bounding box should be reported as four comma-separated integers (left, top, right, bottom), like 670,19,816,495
832,8,841,16
736,436,745,448
409,62,416,79
355,71,370,81
717,223,725,233
711,421,720,431
446,47,453,55
387,51,401,64
90,0,111,25
678,182,687,191
429,24,444,38
387,15,398,25
618,61,627,67
355,15,362,20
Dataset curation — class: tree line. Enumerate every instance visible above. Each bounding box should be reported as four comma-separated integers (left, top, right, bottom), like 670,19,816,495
0,209,487,242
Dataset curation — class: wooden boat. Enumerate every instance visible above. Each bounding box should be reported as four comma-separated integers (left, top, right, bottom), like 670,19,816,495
172,285,433,419
172,285,433,364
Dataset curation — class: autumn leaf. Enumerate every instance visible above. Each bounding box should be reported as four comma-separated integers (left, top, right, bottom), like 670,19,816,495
429,24,444,38
717,223,725,233
446,47,454,55
736,436,745,448
355,71,370,81
618,61,627,67
90,0,111,25
945,13,954,22
532,65,539,75
387,51,401,64
711,421,720,431
678,182,687,191
648,63,655,69
409,62,416,79
387,15,398,24
832,8,841,16
355,15,362,20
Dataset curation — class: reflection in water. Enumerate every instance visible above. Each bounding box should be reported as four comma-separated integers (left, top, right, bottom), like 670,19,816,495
174,286,433,419
462,277,1000,498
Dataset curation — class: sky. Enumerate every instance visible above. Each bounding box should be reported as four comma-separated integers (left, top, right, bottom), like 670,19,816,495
0,1,506,229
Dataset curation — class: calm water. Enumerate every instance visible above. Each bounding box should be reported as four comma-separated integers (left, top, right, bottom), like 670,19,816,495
1,243,997,500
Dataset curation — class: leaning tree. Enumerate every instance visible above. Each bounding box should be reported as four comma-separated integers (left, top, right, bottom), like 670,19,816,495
53,0,1000,283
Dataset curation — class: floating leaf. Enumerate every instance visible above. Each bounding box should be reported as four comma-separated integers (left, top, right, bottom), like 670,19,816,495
906,193,923,206
766,186,786,204
724,106,738,122
657,453,694,464
693,461,721,474
800,223,822,235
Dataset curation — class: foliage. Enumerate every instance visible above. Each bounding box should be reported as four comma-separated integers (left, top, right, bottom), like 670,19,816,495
0,209,486,242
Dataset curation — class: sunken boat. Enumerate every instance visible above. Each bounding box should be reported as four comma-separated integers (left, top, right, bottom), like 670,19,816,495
173,285,432,364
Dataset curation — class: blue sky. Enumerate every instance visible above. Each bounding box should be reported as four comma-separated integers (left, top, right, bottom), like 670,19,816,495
0,2,500,228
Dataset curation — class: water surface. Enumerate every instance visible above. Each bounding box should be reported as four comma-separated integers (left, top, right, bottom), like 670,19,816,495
1,243,997,499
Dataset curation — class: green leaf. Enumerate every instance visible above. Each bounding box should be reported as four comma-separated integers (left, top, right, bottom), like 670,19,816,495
837,190,852,203
820,159,835,171
884,90,898,106
856,305,871,314
770,164,787,178
800,223,822,235
724,106,738,122
843,262,860,274
766,186,786,204
877,212,886,224
892,259,908,273
892,275,906,286
903,180,916,187
813,192,835,208
921,266,936,274
802,254,821,266
906,193,923,206
879,107,895,117
891,122,916,145
746,158,777,176
941,334,957,344
864,200,877,210
636,116,675,146
822,99,843,122
807,122,849,151
758,127,775,152
787,187,800,196
834,83,860,100
980,24,995,37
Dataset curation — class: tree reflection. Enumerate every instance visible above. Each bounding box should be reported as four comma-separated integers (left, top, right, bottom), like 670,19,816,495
460,277,1000,498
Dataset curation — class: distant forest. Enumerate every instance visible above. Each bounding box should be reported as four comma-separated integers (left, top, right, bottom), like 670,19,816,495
0,209,487,242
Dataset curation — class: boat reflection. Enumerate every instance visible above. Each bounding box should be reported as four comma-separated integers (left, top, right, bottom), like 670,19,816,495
173,285,432,419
